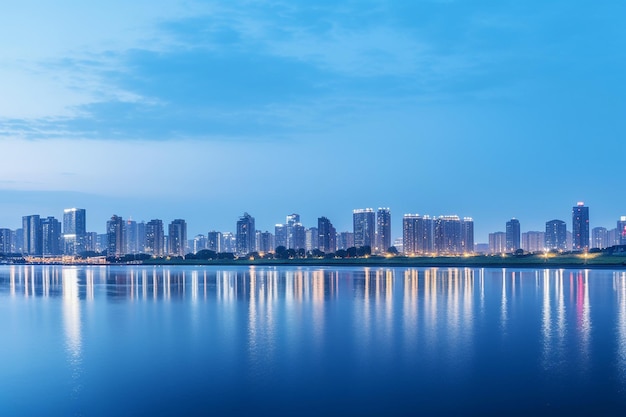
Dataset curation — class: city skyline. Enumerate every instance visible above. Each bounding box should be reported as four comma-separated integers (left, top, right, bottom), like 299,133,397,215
2,202,625,257
1,1,624,245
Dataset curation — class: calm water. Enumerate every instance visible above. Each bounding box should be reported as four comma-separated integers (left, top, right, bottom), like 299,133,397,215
1,265,626,416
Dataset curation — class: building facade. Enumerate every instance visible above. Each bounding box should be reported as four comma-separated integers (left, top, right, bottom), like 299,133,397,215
353,208,375,249
236,213,255,255
145,219,165,256
168,219,187,256
505,218,521,253
545,219,567,251
376,208,391,253
318,217,336,253
572,202,590,251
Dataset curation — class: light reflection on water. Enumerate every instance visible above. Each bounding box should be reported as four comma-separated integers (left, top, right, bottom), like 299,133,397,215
1,265,626,416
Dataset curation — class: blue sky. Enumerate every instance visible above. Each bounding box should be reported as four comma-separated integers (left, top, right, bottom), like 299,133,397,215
1,0,625,242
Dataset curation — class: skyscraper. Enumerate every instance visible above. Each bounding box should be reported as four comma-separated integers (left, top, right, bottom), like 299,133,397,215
522,231,545,252
592,227,609,249
145,219,165,256
236,212,255,255
376,208,391,253
106,215,124,257
63,208,86,255
353,208,375,249
22,215,42,256
257,231,275,253
461,217,474,254
545,219,567,251
0,229,12,253
489,232,507,254
207,231,222,252
318,217,337,253
572,202,589,251
618,216,626,245
124,219,139,254
42,216,62,256
434,216,462,255
505,218,521,253
168,219,187,256
305,228,318,252
402,214,434,255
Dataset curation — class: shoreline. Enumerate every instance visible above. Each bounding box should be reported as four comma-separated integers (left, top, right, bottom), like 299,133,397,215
6,255,626,270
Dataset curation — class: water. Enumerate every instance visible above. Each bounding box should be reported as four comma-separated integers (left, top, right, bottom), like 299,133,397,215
1,265,626,416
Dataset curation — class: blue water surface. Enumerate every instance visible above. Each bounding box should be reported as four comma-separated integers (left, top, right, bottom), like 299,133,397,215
1,265,625,416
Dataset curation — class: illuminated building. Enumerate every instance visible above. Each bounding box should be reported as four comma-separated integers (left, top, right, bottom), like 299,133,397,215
545,219,567,251
376,208,391,253
193,234,207,253
207,231,221,252
236,212,255,255
522,231,545,252
257,231,274,253
0,228,12,253
145,219,164,256
124,219,139,254
318,217,336,253
106,215,124,257
42,216,62,256
505,218,520,252
338,232,354,250
22,215,42,256
353,208,375,249
434,215,462,255
591,227,609,249
618,216,626,245
489,232,506,254
168,219,187,256
402,214,434,255
572,202,589,251
461,217,474,254
275,214,305,250
63,208,86,255
305,227,318,252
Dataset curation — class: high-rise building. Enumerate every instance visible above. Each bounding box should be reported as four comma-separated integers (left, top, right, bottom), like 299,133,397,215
338,232,354,250
257,231,275,253
505,218,521,253
63,208,86,255
489,232,507,254
145,219,164,256
592,227,609,249
461,217,474,254
274,214,305,250
572,202,590,251
618,216,626,245
522,231,545,253
42,216,62,256
0,229,12,253
434,216,462,255
353,208,375,249
207,231,222,252
193,234,207,253
305,228,318,252
22,215,42,256
221,232,236,253
402,214,434,255
318,217,337,253
545,219,567,251
168,219,187,256
106,215,124,257
236,213,255,255
376,208,391,253
124,219,139,254
137,221,146,253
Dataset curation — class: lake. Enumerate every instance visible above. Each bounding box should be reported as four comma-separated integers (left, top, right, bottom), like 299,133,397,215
1,265,626,416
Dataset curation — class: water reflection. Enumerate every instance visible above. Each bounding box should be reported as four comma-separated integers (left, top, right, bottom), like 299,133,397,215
62,268,82,397
0,265,619,379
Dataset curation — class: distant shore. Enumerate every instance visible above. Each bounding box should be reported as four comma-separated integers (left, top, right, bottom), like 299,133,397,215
139,254,626,270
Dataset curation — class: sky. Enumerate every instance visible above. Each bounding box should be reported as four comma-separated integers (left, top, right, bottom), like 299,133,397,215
1,0,625,242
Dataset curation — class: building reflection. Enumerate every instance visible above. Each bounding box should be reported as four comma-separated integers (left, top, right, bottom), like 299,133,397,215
615,272,626,383
0,263,612,377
